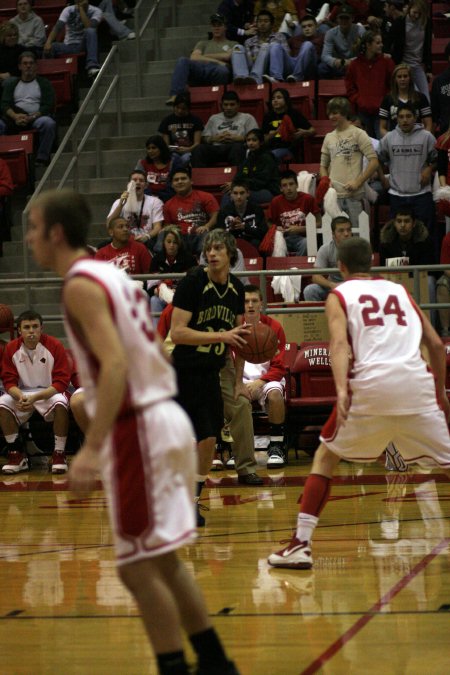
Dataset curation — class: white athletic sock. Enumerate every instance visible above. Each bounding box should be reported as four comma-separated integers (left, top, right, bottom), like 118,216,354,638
296,513,319,543
54,436,67,453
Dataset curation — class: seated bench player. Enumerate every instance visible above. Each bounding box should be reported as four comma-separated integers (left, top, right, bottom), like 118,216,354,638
0,310,71,474
242,285,288,468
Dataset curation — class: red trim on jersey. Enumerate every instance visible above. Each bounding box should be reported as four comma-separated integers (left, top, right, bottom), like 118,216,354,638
321,405,339,443
112,410,153,539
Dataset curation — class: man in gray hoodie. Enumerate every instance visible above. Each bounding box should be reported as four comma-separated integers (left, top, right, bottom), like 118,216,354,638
377,102,437,235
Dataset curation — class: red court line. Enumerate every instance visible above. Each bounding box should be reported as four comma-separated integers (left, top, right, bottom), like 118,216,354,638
300,537,450,675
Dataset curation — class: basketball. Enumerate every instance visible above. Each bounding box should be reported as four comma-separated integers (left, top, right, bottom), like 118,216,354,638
0,304,14,336
236,322,278,364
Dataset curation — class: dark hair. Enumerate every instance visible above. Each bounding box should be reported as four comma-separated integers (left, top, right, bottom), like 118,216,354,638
173,93,191,108
327,97,351,118
397,102,417,117
222,90,240,104
145,134,171,164
203,229,238,267
393,207,415,220
445,40,450,61
17,310,43,330
359,30,381,55
246,128,265,144
337,237,372,273
270,87,293,112
230,178,250,191
108,216,129,230
279,169,298,183
257,9,275,23
171,166,191,179
18,50,36,64
31,188,91,248
129,168,146,180
331,215,351,232
162,225,183,249
300,14,317,24
244,284,262,298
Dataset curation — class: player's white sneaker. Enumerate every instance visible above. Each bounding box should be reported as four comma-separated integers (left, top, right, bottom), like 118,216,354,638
268,537,313,569
2,450,29,474
51,451,68,474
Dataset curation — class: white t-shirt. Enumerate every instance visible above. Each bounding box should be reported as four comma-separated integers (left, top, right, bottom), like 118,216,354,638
108,195,164,239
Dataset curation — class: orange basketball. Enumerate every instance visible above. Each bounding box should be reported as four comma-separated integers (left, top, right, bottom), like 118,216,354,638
0,304,14,336
236,322,278,364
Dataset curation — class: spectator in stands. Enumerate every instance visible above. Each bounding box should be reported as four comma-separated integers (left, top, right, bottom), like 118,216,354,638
320,96,378,227
10,0,46,56
268,168,321,255
223,128,280,205
217,178,268,247
268,14,323,82
0,22,26,86
318,5,365,79
231,9,288,85
0,310,71,475
162,167,220,256
44,0,102,79
303,215,352,301
379,63,432,137
135,135,182,202
158,93,204,167
94,216,152,274
262,87,315,163
165,14,237,106
191,91,257,168
380,0,406,56
148,226,197,324
388,0,431,101
377,103,436,232
431,41,450,135
106,170,164,250
0,51,56,167
0,158,14,249
345,31,395,139
93,0,135,41
242,284,288,467
379,208,437,318
437,232,450,337
253,1,299,33
217,0,256,42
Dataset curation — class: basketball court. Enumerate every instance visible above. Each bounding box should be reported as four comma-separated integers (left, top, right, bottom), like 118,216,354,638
0,451,449,674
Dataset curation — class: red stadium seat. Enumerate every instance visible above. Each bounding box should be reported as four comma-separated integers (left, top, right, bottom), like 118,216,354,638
265,255,315,303
303,119,333,163
36,58,78,111
187,86,225,124
317,79,346,119
226,83,269,126
280,81,314,119
244,255,263,286
285,341,336,454
191,166,237,201
0,134,35,189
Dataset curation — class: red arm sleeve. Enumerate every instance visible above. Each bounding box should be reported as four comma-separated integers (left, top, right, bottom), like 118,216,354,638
157,303,174,340
46,337,71,393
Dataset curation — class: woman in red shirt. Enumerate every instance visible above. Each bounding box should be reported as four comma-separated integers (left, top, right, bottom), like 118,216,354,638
135,135,182,202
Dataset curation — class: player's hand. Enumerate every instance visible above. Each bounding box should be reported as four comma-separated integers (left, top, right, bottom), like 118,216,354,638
344,180,359,193
69,445,99,497
234,381,251,401
336,391,349,429
223,324,251,348
195,225,209,234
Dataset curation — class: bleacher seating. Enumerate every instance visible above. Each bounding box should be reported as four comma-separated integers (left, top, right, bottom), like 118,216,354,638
36,57,78,113
303,120,333,163
191,166,237,201
226,83,269,126
265,255,315,302
244,256,263,286
0,134,35,190
188,86,225,124
279,81,315,119
317,79,347,119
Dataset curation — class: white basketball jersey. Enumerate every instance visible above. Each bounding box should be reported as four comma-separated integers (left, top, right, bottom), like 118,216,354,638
333,278,438,415
64,258,177,418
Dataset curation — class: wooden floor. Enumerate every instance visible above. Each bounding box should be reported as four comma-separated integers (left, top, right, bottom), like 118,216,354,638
0,450,449,675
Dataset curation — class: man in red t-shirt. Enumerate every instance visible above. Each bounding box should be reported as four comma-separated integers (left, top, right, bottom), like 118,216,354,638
268,169,321,255
94,217,152,274
437,232,450,337
163,167,219,256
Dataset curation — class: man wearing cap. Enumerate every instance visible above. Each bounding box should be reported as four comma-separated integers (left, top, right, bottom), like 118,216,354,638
318,5,365,78
166,15,237,106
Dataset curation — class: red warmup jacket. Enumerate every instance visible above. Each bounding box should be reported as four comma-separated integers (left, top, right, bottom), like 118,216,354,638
258,314,286,383
346,54,395,116
2,334,71,393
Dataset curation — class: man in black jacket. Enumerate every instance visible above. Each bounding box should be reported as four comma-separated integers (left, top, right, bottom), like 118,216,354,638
216,179,267,247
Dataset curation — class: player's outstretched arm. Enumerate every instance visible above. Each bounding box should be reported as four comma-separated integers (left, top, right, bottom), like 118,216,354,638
63,276,129,495
416,303,450,421
326,293,351,427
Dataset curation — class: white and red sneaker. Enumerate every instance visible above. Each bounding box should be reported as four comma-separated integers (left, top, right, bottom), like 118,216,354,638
211,453,224,471
268,537,313,569
2,450,29,474
51,451,68,474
